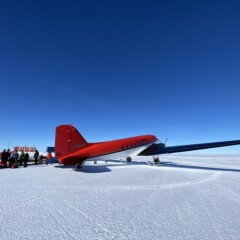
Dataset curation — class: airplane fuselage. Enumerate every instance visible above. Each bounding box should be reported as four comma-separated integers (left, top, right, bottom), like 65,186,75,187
58,135,157,165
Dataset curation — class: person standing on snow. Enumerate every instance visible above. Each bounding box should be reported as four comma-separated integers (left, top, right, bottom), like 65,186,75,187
19,150,24,166
23,152,29,168
34,149,39,165
10,150,19,168
1,149,7,167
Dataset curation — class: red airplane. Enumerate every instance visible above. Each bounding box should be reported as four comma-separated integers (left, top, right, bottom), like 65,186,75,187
54,124,240,168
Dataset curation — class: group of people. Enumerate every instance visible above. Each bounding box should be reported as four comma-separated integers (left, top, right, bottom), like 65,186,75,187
0,149,50,168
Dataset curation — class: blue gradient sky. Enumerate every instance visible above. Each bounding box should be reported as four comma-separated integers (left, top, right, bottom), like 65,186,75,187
0,0,240,153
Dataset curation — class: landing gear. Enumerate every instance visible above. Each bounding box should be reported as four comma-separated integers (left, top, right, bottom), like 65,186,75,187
77,164,83,169
148,156,161,166
154,157,161,164
126,157,132,163
119,159,126,164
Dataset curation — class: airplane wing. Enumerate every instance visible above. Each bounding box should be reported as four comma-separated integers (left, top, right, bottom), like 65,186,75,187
138,140,240,156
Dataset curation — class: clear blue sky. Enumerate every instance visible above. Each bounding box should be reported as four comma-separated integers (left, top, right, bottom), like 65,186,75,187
0,0,240,154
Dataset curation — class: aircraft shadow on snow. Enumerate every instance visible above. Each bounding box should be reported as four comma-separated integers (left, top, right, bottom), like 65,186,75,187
55,164,112,173
53,158,240,173
53,160,240,173
161,162,240,173
54,160,150,173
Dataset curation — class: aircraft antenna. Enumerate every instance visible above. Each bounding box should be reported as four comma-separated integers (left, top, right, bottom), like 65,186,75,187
7,138,11,149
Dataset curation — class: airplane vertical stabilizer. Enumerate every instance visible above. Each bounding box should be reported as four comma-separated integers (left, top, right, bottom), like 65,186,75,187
55,125,88,158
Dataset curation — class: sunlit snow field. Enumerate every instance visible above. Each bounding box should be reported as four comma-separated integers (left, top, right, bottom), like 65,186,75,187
1,155,240,240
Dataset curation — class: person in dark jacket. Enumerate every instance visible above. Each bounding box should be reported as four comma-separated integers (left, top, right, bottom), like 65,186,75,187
34,149,39,165
6,149,11,167
23,152,29,168
18,151,24,166
10,150,19,168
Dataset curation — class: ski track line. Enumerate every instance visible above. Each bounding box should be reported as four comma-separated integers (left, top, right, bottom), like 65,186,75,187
198,187,225,240
30,171,222,192
175,160,240,170
0,191,47,214
43,188,130,240
1,185,33,203
217,184,240,205
45,208,75,240
87,171,222,191
156,171,222,189
88,189,133,223
58,198,118,239
120,188,162,235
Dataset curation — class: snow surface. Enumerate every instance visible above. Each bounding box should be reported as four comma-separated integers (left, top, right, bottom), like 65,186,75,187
1,155,240,240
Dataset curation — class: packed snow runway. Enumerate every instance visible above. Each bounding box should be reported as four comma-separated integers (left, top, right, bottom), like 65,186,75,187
1,155,240,240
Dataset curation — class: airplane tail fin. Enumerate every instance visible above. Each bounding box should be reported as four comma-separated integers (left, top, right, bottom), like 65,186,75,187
55,125,88,158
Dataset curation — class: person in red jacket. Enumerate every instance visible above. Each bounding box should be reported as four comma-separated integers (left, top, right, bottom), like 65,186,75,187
47,152,52,159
